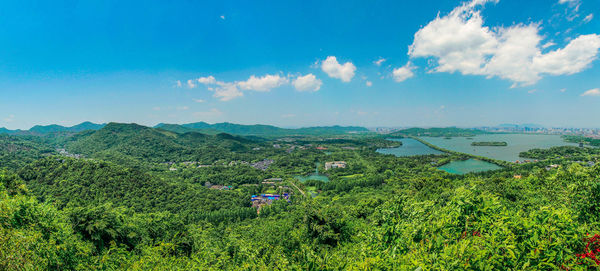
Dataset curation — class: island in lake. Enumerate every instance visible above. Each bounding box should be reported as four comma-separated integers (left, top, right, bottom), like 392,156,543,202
471,141,508,146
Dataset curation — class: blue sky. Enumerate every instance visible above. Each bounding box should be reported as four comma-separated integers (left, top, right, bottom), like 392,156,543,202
0,0,599,129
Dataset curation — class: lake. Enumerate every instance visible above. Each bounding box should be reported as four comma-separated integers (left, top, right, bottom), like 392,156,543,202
438,159,502,174
421,134,579,162
376,138,444,157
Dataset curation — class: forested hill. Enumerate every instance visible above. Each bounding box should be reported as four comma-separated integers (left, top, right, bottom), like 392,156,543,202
389,127,489,137
155,122,370,137
18,157,249,217
66,122,258,163
0,134,54,169
0,121,105,135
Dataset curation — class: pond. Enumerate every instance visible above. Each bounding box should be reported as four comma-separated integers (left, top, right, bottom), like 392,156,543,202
295,174,330,182
438,159,502,175
295,162,330,182
421,134,579,162
376,138,444,157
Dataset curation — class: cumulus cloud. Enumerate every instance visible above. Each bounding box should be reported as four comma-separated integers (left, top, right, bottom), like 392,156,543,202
408,0,600,87
187,79,197,88
321,56,356,82
366,81,373,87
293,74,322,92
374,58,386,66
581,88,600,96
175,80,182,88
584,14,593,23
392,62,415,82
186,74,290,101
237,74,289,92
196,76,217,85
211,82,244,101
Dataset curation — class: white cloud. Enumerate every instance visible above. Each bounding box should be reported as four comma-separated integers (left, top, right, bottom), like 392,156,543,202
408,0,600,87
293,74,322,92
584,14,594,23
177,106,189,111
533,35,600,77
237,74,289,92
175,80,182,88
186,74,289,101
366,81,373,87
560,88,567,92
152,107,161,111
581,88,600,96
558,0,578,4
281,114,296,118
220,15,225,20
193,99,205,103
187,79,197,88
211,82,243,101
392,62,415,82
542,42,556,49
196,76,217,85
321,56,356,82
374,58,386,66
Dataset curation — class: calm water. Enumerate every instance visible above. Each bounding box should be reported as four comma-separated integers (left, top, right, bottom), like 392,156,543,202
295,174,330,182
421,134,579,162
376,138,444,157
295,162,330,182
438,159,502,174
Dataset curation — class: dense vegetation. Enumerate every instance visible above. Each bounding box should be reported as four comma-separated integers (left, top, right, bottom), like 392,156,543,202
471,141,508,146
520,145,600,160
1,123,599,270
564,135,600,147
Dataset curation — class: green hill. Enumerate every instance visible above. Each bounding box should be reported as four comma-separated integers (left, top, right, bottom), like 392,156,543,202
18,157,249,216
1,121,105,135
66,122,257,163
155,122,370,137
0,135,55,169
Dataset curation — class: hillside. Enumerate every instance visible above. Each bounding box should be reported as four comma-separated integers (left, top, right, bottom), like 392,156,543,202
18,157,250,217
155,122,370,137
0,135,54,169
66,122,257,163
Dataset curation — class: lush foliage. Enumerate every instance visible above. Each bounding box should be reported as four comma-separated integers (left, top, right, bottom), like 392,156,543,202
0,124,599,270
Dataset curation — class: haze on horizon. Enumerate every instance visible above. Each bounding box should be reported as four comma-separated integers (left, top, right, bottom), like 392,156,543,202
1,0,599,130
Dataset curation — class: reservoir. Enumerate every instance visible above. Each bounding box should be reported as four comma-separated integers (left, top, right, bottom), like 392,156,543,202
376,138,444,157
421,134,578,162
438,159,502,174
